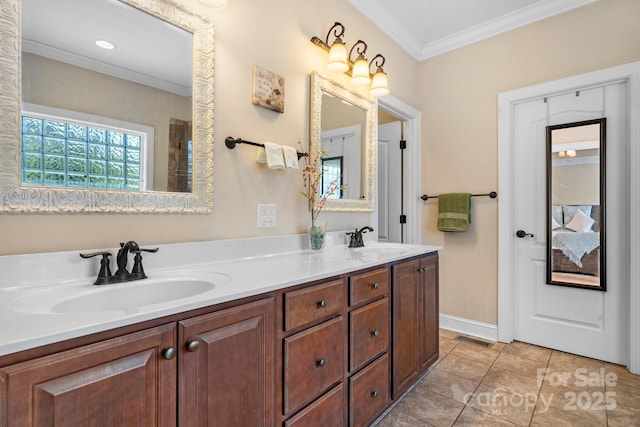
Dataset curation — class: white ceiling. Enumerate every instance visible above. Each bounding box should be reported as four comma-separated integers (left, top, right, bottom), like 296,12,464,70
347,0,598,60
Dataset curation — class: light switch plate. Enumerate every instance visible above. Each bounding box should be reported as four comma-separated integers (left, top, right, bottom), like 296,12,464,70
258,204,276,228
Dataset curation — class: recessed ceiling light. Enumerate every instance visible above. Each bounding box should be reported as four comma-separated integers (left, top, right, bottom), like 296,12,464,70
95,40,116,50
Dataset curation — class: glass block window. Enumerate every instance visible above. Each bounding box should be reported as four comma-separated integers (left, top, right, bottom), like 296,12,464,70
21,114,146,191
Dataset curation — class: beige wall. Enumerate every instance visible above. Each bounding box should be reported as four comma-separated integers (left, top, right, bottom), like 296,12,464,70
1,0,419,255
420,0,640,325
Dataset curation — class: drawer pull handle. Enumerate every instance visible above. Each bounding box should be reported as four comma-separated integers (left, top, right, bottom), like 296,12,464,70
371,330,380,337
316,358,326,367
317,300,326,308
162,347,177,360
371,390,379,398
370,282,379,290
417,266,426,272
186,340,200,352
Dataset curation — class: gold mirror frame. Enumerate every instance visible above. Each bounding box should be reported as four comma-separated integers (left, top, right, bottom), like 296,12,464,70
309,72,376,212
0,0,214,213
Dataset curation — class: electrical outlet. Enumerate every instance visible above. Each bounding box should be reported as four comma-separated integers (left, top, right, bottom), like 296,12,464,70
258,204,276,228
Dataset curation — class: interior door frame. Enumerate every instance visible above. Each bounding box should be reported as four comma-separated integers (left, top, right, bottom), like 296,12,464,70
376,95,422,244
497,61,640,373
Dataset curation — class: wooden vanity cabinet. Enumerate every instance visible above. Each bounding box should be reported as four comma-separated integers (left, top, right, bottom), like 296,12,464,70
178,297,275,426
391,253,439,399
1,251,439,427
0,324,177,427
0,297,275,427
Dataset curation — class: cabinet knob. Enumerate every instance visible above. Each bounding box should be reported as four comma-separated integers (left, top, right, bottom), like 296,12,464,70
186,340,200,352
417,266,426,272
370,282,379,290
317,300,326,308
316,358,326,367
162,347,177,360
371,330,380,337
371,390,379,398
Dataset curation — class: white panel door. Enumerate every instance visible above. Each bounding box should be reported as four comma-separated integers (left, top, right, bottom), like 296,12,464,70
513,83,628,364
377,121,402,243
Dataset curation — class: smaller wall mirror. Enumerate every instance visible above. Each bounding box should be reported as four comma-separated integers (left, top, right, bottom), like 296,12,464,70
310,72,376,212
547,118,606,290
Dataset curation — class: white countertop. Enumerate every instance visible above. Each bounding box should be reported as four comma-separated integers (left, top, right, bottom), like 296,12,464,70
0,233,439,357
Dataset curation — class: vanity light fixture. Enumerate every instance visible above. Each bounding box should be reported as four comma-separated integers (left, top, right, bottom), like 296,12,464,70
324,22,349,72
558,150,577,158
197,0,228,9
369,54,389,97
310,22,390,97
349,40,371,85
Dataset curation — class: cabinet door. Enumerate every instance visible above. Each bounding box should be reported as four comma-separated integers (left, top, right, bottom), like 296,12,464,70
419,253,439,371
179,297,275,427
391,259,420,399
0,324,177,427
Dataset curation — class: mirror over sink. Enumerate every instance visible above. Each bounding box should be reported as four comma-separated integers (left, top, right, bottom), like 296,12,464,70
0,0,214,213
309,72,376,212
547,118,606,290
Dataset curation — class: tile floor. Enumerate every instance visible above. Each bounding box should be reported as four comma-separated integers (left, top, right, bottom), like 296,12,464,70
374,329,640,426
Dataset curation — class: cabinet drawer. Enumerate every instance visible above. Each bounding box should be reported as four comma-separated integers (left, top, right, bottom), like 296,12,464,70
284,317,345,414
284,383,345,427
350,268,389,306
285,279,345,330
349,354,390,427
349,298,389,372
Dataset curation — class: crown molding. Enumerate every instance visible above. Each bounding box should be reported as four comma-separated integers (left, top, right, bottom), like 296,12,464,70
348,0,598,61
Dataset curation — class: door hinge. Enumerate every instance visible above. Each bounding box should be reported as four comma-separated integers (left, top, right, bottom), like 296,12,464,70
400,214,407,224
399,140,407,150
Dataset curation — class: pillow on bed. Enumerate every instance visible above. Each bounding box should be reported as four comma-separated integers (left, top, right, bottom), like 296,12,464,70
552,205,563,227
562,205,592,226
552,217,562,230
566,208,595,232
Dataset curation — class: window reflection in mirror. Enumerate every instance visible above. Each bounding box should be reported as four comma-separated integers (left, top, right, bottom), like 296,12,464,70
321,156,343,199
546,118,606,290
21,0,193,193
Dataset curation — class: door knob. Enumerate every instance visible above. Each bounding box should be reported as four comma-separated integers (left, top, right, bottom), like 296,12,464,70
516,230,534,238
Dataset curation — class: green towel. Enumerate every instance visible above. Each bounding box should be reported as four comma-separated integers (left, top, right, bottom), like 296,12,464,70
437,193,471,232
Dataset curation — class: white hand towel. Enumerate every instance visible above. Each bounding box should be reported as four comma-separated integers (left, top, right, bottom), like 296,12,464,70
256,147,267,164
282,146,299,170
264,142,285,169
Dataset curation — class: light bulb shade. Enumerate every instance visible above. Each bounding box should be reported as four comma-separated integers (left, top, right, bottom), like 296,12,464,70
198,0,228,8
567,149,577,157
558,151,566,158
327,41,349,72
351,57,371,85
370,69,389,96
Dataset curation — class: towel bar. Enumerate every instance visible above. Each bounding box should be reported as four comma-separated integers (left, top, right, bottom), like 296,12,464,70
225,136,307,159
421,191,497,201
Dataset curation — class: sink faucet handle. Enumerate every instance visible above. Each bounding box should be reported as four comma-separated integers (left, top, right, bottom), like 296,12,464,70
139,247,159,253
79,251,113,285
130,247,158,279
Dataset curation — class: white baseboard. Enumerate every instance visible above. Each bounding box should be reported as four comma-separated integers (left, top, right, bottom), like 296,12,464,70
440,314,499,342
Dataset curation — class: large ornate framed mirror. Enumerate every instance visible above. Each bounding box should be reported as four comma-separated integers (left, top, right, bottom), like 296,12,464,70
546,118,606,290
309,72,376,212
0,0,213,213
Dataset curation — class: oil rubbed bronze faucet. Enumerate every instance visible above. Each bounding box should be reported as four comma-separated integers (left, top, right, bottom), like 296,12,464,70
80,241,158,285
346,226,374,248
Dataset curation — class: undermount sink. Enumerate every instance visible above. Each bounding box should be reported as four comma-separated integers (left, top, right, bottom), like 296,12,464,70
11,272,230,315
